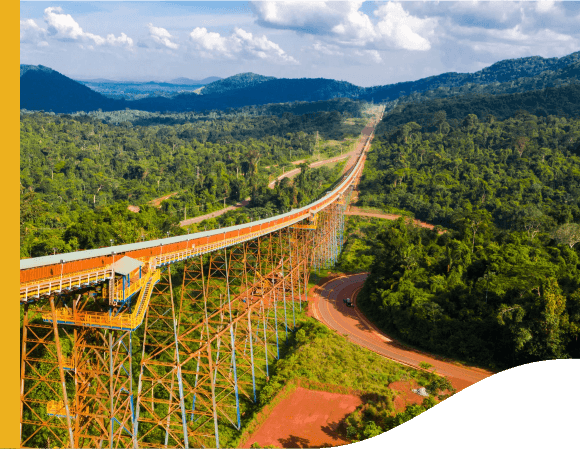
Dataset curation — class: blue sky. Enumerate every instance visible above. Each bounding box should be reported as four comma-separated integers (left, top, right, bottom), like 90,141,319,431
20,1,580,86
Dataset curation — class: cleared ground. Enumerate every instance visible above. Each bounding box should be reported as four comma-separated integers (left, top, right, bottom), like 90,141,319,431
242,388,361,448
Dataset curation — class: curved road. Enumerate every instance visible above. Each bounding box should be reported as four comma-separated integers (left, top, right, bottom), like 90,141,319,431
311,274,493,391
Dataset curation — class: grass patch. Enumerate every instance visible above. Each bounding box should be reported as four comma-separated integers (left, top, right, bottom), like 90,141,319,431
351,205,415,217
229,316,454,447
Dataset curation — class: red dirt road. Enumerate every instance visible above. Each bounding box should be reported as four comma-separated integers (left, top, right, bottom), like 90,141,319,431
268,150,357,188
179,198,250,227
311,273,493,392
346,207,446,234
242,387,361,448
179,138,365,227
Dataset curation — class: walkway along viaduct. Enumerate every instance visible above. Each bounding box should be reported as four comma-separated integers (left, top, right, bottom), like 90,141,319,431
19,109,384,449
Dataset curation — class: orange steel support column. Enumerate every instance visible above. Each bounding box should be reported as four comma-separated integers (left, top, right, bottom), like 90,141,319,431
20,300,74,449
176,255,218,448
135,266,189,448
72,327,134,448
240,236,277,384
225,242,263,405
204,249,241,435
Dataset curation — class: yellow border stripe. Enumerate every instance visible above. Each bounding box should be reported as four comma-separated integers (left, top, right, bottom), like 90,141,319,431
3,0,20,447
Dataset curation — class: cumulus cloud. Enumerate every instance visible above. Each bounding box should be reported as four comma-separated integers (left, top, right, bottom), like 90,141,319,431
252,1,377,45
252,0,580,66
440,2,579,60
311,42,343,57
404,1,578,37
20,19,48,46
252,1,356,35
251,1,435,52
374,2,435,51
467,24,579,57
353,49,383,64
42,7,133,48
147,23,179,50
189,27,298,64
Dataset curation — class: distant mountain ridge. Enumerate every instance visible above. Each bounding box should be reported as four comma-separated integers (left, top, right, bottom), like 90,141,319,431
360,51,580,103
73,76,221,85
170,76,221,85
20,51,580,113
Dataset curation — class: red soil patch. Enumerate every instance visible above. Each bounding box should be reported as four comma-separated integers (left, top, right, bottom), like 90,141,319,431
388,380,426,412
243,387,362,448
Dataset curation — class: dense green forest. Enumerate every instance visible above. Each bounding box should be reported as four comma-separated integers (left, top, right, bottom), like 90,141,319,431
20,109,363,258
73,98,366,132
355,112,580,369
377,83,580,133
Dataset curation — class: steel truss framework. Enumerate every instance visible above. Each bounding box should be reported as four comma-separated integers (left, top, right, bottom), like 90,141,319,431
19,188,358,448
19,104,384,449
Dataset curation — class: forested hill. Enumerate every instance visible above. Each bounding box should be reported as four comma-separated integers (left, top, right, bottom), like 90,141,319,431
124,77,364,112
20,51,580,113
356,113,580,369
361,51,580,103
376,83,580,135
20,65,124,112
197,72,275,95
19,66,365,113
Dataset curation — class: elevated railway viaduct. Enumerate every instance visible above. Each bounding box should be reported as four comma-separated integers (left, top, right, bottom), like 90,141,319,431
19,110,383,449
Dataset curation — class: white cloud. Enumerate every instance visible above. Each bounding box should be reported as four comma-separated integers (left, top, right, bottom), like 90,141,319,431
353,49,383,64
252,1,353,35
464,24,578,58
147,23,179,50
250,0,580,61
189,27,298,64
442,1,524,28
189,27,232,56
374,2,435,51
394,1,579,69
20,19,48,46
311,42,344,57
251,1,435,52
252,1,372,42
405,1,576,36
43,7,133,48
536,0,556,14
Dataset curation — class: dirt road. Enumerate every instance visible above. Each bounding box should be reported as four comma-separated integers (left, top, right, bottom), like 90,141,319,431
179,198,250,227
180,143,363,227
311,273,493,391
267,150,356,188
346,207,445,233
